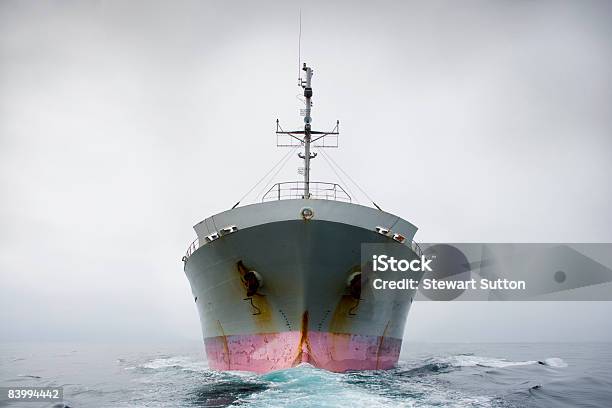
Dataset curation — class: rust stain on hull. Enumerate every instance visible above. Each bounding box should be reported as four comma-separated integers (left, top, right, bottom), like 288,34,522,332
329,295,360,334
216,320,231,370
375,320,391,369
249,294,274,330
236,261,275,332
292,311,318,367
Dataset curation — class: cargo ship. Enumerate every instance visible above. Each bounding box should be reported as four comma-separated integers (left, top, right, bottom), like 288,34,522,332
182,63,424,373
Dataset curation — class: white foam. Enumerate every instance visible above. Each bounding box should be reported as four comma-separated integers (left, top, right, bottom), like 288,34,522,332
437,354,568,369
443,355,537,368
138,356,209,372
542,357,568,367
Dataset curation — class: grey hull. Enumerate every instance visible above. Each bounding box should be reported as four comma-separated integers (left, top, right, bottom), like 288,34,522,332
183,199,421,372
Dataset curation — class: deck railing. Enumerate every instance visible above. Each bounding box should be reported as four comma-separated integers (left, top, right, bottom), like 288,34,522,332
411,240,425,258
184,237,199,259
261,181,351,203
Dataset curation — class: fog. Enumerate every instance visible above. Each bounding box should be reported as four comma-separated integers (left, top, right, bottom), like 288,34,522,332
1,0,611,343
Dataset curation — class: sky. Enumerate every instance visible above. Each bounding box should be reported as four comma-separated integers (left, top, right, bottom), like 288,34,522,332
1,0,611,343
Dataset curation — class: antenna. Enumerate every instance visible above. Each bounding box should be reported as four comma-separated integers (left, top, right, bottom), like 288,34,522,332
298,10,302,86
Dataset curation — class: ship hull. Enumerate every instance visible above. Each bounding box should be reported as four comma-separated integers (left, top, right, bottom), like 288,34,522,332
184,200,420,373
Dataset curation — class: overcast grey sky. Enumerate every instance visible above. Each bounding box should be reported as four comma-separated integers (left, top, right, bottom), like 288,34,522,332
1,0,611,343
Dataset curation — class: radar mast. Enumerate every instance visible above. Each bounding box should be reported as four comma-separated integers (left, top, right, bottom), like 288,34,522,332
276,63,340,198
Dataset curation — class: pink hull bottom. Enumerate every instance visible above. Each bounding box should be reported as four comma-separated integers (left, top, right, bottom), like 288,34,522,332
204,331,402,373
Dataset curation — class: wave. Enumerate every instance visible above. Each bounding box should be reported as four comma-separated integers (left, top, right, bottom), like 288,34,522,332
132,353,567,377
131,356,211,373
539,357,568,367
443,354,538,368
118,352,569,407
427,354,567,369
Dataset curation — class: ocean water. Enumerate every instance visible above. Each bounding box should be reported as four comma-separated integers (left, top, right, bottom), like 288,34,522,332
1,342,611,408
